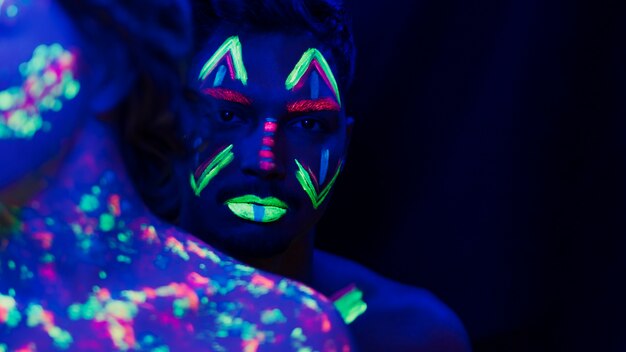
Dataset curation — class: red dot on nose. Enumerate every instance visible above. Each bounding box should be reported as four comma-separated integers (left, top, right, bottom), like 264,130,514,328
259,150,274,159
262,137,275,147
264,122,277,133
260,161,276,171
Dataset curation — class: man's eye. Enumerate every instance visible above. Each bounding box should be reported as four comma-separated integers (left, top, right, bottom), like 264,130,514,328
297,118,321,131
219,110,236,122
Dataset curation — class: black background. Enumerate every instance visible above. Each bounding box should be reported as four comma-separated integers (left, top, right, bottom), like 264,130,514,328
316,1,626,351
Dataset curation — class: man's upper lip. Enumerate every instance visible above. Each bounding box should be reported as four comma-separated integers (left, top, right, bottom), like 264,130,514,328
225,194,288,208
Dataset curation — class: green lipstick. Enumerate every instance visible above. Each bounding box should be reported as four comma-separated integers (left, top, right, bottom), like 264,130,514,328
224,195,288,223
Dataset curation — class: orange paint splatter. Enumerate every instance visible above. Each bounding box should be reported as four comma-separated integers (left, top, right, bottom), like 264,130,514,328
243,339,260,352
321,313,332,333
187,272,210,287
251,274,275,290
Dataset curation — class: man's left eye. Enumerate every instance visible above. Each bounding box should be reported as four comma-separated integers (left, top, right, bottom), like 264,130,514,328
296,118,323,131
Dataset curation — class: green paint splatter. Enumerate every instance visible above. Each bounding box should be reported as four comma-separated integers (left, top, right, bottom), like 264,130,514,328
291,327,306,342
116,255,131,264
261,309,287,325
79,194,99,212
99,213,115,231
0,294,21,327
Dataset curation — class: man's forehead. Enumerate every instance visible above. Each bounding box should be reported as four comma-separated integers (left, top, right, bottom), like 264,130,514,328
196,26,339,82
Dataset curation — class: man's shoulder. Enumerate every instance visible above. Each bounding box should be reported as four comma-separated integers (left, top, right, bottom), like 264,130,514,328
314,250,472,352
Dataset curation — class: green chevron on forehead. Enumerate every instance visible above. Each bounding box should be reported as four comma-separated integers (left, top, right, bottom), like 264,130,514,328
198,36,248,86
285,48,341,107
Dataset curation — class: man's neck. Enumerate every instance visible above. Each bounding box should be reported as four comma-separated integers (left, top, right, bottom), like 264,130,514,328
243,229,316,284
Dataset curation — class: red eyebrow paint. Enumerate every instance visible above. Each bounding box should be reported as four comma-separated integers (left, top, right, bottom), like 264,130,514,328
286,97,340,113
203,87,252,105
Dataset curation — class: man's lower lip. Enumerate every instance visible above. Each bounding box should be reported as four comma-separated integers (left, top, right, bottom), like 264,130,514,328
225,202,287,223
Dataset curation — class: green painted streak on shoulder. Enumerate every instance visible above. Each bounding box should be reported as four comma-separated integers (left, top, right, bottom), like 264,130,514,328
333,286,368,324
198,36,248,85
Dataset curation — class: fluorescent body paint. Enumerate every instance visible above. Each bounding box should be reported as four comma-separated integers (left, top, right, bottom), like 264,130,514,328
285,48,341,107
0,88,351,351
225,195,288,223
190,144,234,196
25,304,73,349
295,159,343,209
0,294,21,327
198,36,248,86
0,0,20,23
260,118,278,171
331,285,367,325
0,44,80,139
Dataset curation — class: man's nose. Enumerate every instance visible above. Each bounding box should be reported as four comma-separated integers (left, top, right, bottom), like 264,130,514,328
241,117,286,180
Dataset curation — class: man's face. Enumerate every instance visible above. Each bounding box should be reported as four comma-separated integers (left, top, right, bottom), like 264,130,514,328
179,28,352,258
0,0,85,188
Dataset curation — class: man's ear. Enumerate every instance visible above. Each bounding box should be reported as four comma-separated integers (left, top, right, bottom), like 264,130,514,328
87,41,137,114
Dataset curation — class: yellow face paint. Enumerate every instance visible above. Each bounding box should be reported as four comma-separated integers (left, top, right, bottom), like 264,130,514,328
224,195,288,223
294,159,342,209
190,144,234,197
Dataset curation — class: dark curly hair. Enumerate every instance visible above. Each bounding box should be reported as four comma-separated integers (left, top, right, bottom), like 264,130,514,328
191,0,356,93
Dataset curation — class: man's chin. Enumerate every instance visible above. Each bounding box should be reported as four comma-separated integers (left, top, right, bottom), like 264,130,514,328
197,226,295,259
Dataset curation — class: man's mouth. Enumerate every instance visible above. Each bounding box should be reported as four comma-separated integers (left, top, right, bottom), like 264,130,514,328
224,195,288,223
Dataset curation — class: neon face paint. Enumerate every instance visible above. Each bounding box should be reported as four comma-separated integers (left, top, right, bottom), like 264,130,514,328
331,284,367,325
198,36,248,86
203,87,252,106
319,149,330,185
294,158,342,209
190,144,234,197
286,97,340,114
260,118,277,171
213,64,227,87
310,71,320,99
0,44,80,139
225,195,288,223
285,48,341,107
